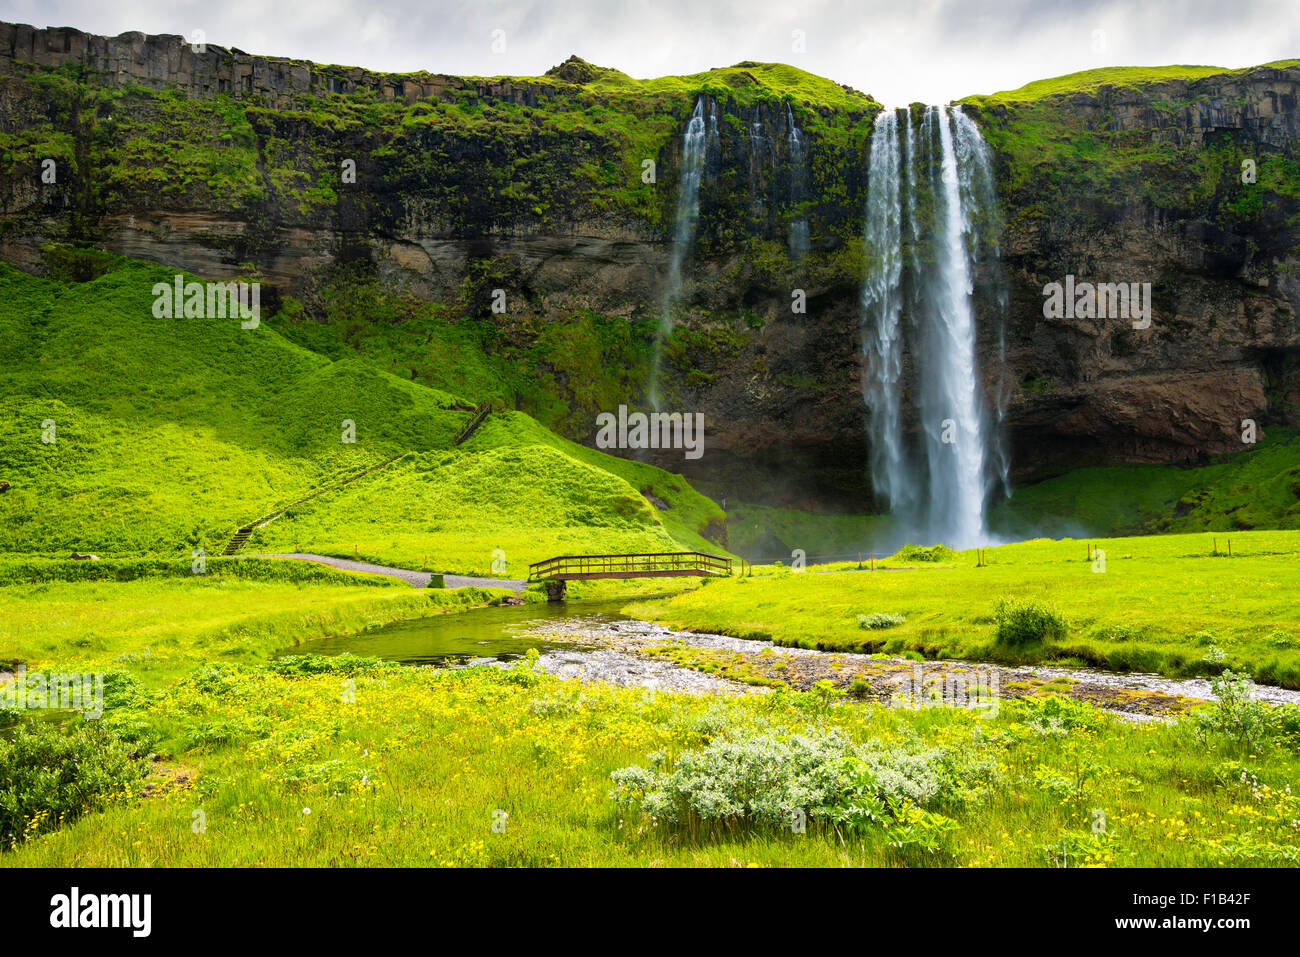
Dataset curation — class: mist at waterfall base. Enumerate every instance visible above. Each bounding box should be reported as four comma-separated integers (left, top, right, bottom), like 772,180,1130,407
859,105,1011,552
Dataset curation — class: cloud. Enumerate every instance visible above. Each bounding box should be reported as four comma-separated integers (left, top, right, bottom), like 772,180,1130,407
6,0,1298,104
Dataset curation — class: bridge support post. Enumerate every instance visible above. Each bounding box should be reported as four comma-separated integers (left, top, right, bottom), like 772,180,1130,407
544,579,567,602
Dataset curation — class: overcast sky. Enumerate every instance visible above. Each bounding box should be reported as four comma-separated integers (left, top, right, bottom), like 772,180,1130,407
3,0,1297,105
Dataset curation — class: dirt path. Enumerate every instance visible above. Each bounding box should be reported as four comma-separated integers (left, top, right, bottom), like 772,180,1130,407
247,553,527,591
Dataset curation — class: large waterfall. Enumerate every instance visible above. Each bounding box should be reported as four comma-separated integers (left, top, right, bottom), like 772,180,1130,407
860,105,1006,548
650,96,717,410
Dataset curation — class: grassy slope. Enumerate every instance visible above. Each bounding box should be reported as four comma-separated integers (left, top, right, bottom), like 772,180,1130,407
628,530,1300,687
964,60,1300,105
725,501,893,563
0,258,725,569
992,429,1300,537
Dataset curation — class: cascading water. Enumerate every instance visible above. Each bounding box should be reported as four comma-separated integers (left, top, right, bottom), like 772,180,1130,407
786,103,810,259
649,96,716,410
859,105,1006,548
952,110,1012,501
860,109,914,523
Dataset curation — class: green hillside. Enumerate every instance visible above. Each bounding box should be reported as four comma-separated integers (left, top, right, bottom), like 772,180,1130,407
964,60,1300,105
0,255,726,570
991,429,1300,538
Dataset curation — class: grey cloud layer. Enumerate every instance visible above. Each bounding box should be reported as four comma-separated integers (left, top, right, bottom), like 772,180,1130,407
4,0,1296,104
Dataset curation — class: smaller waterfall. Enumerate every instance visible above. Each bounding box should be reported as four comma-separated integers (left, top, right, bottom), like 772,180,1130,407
650,96,716,410
787,104,810,259
860,109,913,522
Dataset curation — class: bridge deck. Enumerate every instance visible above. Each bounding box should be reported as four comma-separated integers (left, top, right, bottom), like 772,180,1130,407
528,551,732,582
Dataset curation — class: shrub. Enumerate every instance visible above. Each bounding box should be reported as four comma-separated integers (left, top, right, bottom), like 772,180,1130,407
609,728,854,827
859,612,906,630
269,653,401,678
1017,694,1108,735
1103,624,1143,642
992,597,1067,647
609,724,997,842
891,543,957,563
1194,670,1270,753
0,721,149,847
1266,631,1296,648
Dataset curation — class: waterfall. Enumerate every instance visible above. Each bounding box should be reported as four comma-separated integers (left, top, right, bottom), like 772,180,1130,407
953,109,1012,501
859,105,1006,548
650,96,716,410
786,103,810,259
860,109,914,522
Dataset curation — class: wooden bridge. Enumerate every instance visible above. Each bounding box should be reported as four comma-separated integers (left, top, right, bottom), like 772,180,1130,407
528,551,732,600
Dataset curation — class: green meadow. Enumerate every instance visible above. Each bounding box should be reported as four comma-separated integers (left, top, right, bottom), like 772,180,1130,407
3,642,1299,867
629,531,1300,687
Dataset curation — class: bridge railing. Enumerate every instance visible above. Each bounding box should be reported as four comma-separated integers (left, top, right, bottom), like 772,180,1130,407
528,551,732,581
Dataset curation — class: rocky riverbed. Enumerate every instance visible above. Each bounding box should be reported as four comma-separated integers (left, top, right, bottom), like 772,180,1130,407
511,614,1300,720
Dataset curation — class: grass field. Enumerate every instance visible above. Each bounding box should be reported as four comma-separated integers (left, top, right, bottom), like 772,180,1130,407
628,530,1300,687
0,564,512,687
3,641,1297,866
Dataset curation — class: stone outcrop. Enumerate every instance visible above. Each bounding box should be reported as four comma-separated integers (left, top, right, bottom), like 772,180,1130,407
0,21,571,108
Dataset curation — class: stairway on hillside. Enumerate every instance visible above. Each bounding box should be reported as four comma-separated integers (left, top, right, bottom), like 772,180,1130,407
219,453,408,556
454,402,492,446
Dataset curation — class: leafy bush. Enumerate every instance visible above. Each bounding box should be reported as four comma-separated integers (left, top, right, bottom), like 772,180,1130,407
1266,630,1296,648
0,721,149,847
992,597,1067,647
858,612,906,630
891,543,957,563
609,725,996,846
1194,670,1270,753
611,729,850,826
1017,694,1108,735
1102,624,1144,642
269,653,401,678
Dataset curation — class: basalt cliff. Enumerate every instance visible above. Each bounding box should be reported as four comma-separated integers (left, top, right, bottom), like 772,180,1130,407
2,22,1298,509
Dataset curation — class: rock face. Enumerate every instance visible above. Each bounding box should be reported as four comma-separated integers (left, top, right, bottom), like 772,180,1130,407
968,66,1300,478
1,21,1298,507
0,21,570,108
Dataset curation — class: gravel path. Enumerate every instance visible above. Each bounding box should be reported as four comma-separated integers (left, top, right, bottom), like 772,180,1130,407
246,553,527,591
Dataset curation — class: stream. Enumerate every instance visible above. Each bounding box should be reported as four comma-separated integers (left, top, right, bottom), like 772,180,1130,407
289,599,1300,717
